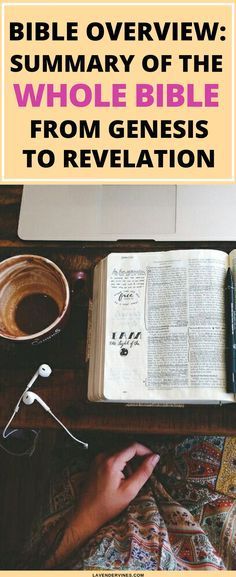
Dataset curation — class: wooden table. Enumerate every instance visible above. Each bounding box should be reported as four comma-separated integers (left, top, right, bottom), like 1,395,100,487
0,185,235,435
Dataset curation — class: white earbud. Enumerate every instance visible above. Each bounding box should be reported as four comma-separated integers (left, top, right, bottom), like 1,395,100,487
22,391,88,449
22,363,52,399
38,364,52,378
23,391,50,411
3,364,88,449
2,364,52,440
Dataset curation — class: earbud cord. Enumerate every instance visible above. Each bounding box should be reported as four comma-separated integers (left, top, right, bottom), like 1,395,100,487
1,377,40,455
47,408,88,449
2,375,39,440
3,404,88,449
2,410,19,439
2,404,40,456
0,429,40,457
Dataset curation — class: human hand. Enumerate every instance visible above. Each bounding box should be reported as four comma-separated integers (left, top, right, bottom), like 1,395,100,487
45,442,159,567
74,442,159,536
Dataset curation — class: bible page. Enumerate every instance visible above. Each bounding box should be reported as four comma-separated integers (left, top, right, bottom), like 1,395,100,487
103,250,233,403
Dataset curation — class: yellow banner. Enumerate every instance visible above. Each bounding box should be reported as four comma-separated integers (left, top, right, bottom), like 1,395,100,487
0,0,235,182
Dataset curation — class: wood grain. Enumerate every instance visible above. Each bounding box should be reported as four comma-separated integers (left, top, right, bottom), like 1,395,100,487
0,185,235,434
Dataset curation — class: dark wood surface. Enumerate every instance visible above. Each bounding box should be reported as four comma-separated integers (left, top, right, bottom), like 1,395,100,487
0,185,236,434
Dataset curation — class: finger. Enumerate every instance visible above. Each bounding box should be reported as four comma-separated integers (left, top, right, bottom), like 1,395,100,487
113,442,153,469
122,453,160,498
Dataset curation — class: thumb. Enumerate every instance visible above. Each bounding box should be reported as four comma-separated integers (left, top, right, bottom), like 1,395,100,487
123,453,160,499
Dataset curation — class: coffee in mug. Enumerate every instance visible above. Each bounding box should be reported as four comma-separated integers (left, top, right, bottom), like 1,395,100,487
0,254,70,344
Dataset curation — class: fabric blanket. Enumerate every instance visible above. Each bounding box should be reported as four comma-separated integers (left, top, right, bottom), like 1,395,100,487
20,435,236,570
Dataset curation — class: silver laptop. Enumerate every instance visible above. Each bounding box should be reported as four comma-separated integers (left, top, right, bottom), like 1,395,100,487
18,184,236,241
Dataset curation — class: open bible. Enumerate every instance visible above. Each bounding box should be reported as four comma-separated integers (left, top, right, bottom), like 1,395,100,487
88,250,236,404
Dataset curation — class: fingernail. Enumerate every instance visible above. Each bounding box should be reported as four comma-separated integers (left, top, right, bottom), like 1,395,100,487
151,454,160,466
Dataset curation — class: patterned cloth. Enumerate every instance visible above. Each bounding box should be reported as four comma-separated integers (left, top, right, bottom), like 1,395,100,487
21,435,236,570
